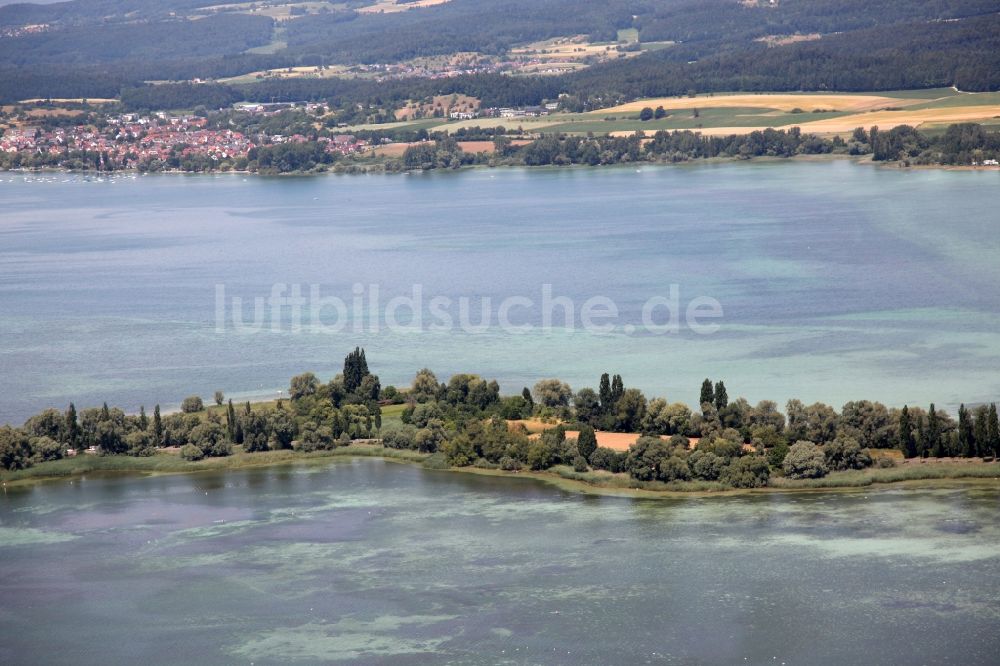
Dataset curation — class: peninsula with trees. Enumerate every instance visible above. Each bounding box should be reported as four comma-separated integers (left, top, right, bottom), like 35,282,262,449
3,348,999,494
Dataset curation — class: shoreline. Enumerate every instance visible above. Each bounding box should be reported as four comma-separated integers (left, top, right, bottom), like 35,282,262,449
4,445,999,498
3,152,999,178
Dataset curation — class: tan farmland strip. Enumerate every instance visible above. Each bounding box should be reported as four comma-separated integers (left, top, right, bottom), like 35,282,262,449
789,105,1000,132
609,104,1000,137
595,93,914,114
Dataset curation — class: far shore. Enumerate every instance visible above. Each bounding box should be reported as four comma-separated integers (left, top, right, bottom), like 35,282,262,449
3,444,998,498
3,151,999,179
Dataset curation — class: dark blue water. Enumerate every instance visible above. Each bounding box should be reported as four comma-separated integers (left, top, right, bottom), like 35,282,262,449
1,162,998,423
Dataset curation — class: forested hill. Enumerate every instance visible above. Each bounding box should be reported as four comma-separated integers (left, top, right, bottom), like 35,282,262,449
1,0,998,106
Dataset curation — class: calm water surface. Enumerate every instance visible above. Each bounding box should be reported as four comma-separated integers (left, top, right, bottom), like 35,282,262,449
1,459,999,664
1,162,999,421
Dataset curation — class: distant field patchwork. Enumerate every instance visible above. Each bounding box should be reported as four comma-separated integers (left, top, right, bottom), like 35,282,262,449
352,90,1000,138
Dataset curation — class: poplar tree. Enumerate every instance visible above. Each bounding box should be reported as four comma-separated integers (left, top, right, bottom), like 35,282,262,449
522,387,534,410
898,405,915,458
958,404,973,457
915,416,926,458
226,399,237,442
152,405,163,446
139,405,148,431
599,373,612,412
987,403,1000,460
700,379,714,407
973,405,989,458
927,404,943,458
610,374,624,405
714,381,728,411
65,403,80,450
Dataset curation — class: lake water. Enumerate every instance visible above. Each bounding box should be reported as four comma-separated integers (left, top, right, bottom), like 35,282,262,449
1,162,999,422
1,459,999,664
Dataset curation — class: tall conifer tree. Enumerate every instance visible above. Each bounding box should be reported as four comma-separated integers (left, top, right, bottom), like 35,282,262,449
598,373,612,412
65,403,79,450
714,381,728,411
987,403,1000,460
152,405,163,446
898,405,915,458
700,379,714,408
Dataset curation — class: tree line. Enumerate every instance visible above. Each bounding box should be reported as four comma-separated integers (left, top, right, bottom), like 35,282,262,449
0,347,384,470
384,370,998,489
5,120,998,174
4,351,997,494
396,124,1000,172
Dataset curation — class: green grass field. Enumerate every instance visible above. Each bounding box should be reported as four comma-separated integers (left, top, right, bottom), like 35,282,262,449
543,107,850,134
616,28,639,44
905,91,1000,110
380,402,407,429
851,88,962,100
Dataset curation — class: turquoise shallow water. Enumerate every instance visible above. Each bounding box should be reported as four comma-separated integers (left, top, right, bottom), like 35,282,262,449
0,162,999,422
1,459,999,664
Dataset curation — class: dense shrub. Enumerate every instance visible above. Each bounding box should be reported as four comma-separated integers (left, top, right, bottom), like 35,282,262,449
783,441,828,479
823,436,873,471
181,396,204,413
689,450,725,481
719,455,770,488
124,431,155,457
28,436,65,463
189,422,231,458
0,426,32,470
499,455,522,471
626,436,674,481
590,446,626,473
442,435,476,467
527,439,556,471
767,440,790,467
382,426,417,450
658,456,691,482
180,444,204,461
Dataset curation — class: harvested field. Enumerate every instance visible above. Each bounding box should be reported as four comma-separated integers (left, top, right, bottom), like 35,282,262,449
374,139,532,157
358,0,451,13
373,143,412,158
607,104,1000,137
510,419,702,453
595,93,913,115
25,108,85,118
792,105,1000,133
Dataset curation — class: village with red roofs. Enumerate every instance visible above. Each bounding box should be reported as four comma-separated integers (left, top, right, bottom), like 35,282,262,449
1,110,369,170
